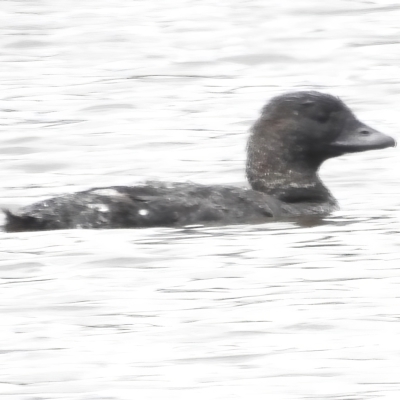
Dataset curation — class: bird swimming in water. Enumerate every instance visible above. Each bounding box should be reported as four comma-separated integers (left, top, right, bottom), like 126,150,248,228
4,91,395,232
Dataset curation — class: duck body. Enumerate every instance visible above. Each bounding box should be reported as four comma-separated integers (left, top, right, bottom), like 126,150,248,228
6,182,335,232
4,91,395,232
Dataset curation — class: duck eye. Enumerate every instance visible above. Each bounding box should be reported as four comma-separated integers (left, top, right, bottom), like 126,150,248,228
300,101,331,123
312,111,330,123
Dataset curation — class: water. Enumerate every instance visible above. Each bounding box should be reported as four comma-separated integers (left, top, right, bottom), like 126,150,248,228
1,1,400,399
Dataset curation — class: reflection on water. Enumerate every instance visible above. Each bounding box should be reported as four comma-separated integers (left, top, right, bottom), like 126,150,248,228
1,0,400,399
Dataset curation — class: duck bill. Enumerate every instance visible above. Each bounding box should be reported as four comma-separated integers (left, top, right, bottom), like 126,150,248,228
330,120,396,153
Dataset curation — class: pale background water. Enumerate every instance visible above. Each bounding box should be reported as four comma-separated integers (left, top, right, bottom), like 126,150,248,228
1,1,400,399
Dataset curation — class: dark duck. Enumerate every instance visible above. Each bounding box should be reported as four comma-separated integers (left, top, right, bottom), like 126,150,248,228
4,91,395,232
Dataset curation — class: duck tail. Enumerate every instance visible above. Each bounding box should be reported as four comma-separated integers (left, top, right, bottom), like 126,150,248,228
3,209,45,232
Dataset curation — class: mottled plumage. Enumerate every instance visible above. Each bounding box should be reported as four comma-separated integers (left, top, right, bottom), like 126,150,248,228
4,91,395,232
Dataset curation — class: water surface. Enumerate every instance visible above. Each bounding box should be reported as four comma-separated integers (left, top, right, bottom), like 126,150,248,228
1,1,400,399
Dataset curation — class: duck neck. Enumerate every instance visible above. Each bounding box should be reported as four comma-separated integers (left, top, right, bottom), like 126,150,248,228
246,134,336,205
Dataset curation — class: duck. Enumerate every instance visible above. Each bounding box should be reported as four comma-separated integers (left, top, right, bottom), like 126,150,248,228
3,91,395,232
